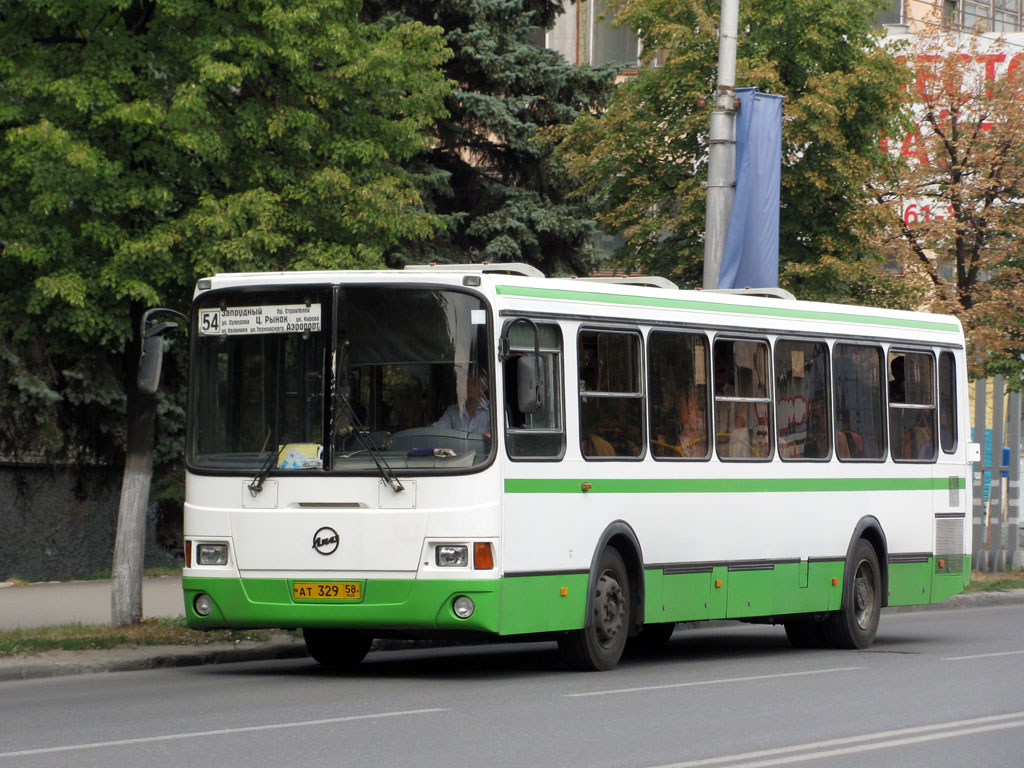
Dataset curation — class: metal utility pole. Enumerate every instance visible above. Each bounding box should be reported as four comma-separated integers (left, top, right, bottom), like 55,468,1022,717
703,0,740,289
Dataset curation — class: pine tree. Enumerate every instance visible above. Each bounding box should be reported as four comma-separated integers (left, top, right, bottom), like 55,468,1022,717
369,0,617,275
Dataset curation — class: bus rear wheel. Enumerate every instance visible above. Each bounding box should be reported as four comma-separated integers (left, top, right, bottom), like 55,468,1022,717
823,540,881,649
302,628,372,669
558,548,630,671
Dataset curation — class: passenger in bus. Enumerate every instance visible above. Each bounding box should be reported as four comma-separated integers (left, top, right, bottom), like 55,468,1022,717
433,369,490,436
837,410,864,459
582,432,616,457
888,356,906,404
714,354,735,397
901,410,935,460
385,379,425,432
803,399,849,459
675,389,708,457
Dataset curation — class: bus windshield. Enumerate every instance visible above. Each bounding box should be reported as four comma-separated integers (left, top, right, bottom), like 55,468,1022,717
188,285,492,472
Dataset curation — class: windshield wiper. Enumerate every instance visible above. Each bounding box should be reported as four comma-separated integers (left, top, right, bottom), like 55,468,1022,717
248,444,278,497
337,393,404,493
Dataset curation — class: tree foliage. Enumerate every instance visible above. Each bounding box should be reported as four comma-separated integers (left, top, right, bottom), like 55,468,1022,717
0,0,452,460
368,0,617,275
867,32,1024,383
561,0,915,304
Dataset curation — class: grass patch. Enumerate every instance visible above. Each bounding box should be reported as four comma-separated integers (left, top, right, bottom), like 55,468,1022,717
0,617,290,658
965,570,1024,593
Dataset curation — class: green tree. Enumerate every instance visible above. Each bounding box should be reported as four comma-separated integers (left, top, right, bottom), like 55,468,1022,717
0,0,451,458
866,32,1024,384
562,0,915,304
0,0,451,620
367,0,617,275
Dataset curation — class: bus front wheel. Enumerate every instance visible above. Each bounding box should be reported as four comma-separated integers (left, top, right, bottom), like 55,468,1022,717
823,540,881,649
302,628,372,669
558,548,630,671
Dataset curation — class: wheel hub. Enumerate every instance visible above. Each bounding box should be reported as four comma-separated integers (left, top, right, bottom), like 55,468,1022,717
593,571,625,646
853,563,875,630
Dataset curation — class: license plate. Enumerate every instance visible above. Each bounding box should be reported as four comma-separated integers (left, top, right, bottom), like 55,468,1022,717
292,581,362,600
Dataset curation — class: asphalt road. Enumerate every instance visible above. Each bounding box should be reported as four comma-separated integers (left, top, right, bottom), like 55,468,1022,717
2,603,1023,768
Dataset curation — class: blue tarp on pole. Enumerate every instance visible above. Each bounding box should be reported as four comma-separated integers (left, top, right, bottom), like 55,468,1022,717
717,87,784,290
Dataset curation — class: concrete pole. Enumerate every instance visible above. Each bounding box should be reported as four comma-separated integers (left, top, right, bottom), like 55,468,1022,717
990,376,1005,571
703,0,740,289
1007,390,1021,569
972,379,988,572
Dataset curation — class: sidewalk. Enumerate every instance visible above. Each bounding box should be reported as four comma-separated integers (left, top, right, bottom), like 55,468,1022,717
0,576,185,631
1,579,1023,682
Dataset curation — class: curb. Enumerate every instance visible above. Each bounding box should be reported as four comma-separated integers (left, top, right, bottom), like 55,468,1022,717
0,639,309,682
884,587,1024,613
2,590,1022,682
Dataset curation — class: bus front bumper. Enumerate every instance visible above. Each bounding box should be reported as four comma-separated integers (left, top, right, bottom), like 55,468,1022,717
183,576,502,634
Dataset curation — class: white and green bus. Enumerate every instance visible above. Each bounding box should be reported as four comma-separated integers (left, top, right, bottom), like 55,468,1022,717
181,264,973,670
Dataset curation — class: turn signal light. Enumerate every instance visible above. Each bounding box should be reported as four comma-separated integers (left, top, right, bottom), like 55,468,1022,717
474,542,494,570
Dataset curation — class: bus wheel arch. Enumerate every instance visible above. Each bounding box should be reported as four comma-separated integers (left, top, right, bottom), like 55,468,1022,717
824,518,888,649
558,522,644,671
589,521,645,636
847,517,889,609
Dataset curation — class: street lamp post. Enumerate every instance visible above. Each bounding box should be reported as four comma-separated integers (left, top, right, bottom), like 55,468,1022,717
703,0,740,289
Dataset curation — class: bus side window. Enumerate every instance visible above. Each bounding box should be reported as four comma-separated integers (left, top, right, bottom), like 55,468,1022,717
888,350,937,463
504,322,565,460
713,338,772,460
939,351,958,454
579,329,644,459
774,339,831,460
833,344,886,461
648,331,710,459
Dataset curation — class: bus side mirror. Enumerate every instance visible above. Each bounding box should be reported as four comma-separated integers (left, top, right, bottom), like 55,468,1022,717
138,332,167,395
517,355,545,414
137,309,187,395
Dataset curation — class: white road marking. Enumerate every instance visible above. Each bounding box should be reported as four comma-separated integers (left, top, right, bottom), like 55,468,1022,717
566,667,863,697
646,711,1024,768
942,648,1024,661
0,708,449,759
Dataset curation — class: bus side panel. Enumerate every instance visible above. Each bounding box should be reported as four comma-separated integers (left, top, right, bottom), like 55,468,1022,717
887,560,932,606
771,560,843,616
648,570,711,623
497,573,589,635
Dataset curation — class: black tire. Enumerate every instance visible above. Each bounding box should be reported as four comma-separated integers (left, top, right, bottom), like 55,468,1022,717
783,620,825,649
626,621,676,656
558,548,631,671
302,628,372,669
823,540,882,649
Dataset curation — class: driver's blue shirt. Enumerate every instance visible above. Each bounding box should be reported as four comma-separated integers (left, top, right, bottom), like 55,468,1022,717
432,397,490,433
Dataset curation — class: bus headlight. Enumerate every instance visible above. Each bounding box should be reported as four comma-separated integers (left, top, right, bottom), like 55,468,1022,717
196,543,229,566
453,596,475,619
194,594,213,617
436,545,468,567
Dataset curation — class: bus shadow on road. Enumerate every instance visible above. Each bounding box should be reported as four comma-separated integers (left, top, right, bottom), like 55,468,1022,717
202,622,885,681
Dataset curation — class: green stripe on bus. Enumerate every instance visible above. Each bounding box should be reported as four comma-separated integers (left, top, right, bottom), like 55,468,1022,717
504,476,965,494
494,285,961,333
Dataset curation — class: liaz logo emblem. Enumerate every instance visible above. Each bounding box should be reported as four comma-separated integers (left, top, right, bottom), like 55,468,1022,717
312,527,339,555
